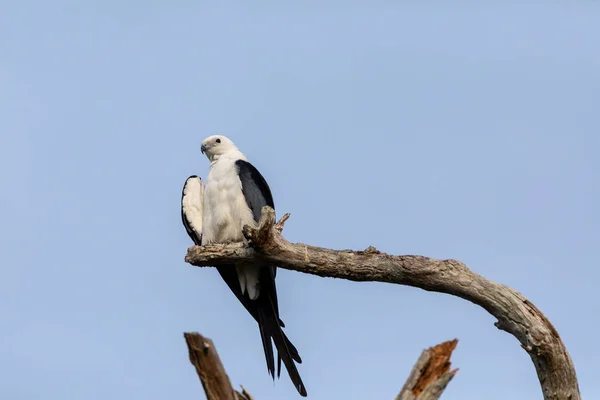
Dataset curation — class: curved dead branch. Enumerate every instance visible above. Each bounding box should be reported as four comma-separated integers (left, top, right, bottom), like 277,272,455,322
185,206,580,400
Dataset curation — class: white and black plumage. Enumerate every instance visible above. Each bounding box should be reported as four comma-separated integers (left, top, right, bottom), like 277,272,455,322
181,175,204,245
181,135,306,397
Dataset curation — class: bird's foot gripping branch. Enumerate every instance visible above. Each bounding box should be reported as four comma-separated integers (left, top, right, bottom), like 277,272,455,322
185,206,581,400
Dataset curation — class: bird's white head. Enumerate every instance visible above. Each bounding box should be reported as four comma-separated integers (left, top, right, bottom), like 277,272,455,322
200,135,239,162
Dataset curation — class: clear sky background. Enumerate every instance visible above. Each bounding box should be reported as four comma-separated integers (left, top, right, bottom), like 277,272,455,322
1,1,598,399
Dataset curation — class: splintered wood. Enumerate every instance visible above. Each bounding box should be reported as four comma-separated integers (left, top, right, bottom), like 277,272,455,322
396,339,458,400
184,332,253,400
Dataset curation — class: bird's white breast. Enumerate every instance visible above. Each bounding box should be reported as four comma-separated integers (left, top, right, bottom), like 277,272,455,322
201,157,256,245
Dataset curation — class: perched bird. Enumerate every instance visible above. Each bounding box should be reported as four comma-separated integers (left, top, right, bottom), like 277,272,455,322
181,135,307,397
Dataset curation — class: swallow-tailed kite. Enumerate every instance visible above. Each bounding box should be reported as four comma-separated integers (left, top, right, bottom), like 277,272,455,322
181,135,306,397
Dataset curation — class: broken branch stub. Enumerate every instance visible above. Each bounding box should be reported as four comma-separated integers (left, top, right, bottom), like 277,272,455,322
396,340,458,400
184,332,254,400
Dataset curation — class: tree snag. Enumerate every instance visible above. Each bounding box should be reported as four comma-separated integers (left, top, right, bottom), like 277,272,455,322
184,332,254,400
185,206,580,400
396,339,458,400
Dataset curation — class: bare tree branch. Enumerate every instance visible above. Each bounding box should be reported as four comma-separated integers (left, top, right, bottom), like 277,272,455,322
396,340,458,400
184,332,254,400
185,206,581,400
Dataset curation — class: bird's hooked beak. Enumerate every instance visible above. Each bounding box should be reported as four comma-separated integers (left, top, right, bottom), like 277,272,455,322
200,143,208,154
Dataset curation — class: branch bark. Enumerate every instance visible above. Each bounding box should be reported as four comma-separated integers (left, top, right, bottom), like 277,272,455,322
184,332,254,400
396,340,458,400
185,206,580,400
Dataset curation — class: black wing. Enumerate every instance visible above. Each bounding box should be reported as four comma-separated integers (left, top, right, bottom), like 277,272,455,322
236,160,307,397
236,160,275,220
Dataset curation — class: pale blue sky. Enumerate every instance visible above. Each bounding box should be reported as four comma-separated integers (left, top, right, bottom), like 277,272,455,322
1,1,599,399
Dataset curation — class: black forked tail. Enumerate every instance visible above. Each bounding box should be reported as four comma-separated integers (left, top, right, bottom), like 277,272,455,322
257,268,307,397
216,265,305,396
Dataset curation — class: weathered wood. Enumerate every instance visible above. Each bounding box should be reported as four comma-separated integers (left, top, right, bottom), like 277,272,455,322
236,386,255,400
396,340,458,400
185,206,581,400
184,332,254,400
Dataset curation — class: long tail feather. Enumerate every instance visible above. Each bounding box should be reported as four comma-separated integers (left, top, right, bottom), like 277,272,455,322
258,267,307,397
262,293,307,397
257,309,275,378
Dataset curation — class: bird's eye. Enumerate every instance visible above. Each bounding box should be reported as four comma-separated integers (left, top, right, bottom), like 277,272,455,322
216,138,221,143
